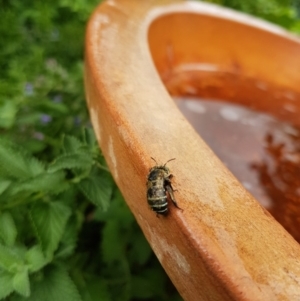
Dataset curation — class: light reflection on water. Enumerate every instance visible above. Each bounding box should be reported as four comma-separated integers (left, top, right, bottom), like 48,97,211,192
175,97,300,242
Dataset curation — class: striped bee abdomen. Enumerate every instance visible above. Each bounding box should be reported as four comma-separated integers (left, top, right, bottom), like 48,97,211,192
147,186,168,214
147,158,181,216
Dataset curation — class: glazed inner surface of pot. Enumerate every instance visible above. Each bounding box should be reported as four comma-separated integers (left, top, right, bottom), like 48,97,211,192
148,12,300,242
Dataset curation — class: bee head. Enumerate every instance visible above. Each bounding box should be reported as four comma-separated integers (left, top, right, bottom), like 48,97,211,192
151,157,175,168
150,157,175,177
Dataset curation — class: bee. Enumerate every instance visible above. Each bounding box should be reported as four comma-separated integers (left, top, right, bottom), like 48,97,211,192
147,157,181,215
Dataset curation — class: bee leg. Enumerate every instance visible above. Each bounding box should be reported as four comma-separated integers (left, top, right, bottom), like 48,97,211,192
165,185,182,210
167,180,178,192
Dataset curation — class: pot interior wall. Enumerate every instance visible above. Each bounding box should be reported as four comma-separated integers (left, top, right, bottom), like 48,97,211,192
148,12,300,243
148,12,300,124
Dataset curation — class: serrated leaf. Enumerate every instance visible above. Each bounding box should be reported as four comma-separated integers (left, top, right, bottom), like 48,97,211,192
48,152,93,173
0,244,23,272
101,221,123,264
55,214,80,259
0,142,32,179
27,265,82,301
27,157,45,177
0,179,11,195
62,135,83,154
13,268,30,297
0,212,17,246
11,171,68,195
0,270,14,299
0,140,44,180
25,245,50,273
78,171,113,211
30,202,71,256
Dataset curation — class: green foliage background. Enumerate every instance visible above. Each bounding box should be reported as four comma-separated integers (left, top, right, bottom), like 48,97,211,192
0,0,299,300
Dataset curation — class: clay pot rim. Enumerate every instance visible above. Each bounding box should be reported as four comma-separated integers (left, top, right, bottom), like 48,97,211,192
144,1,298,42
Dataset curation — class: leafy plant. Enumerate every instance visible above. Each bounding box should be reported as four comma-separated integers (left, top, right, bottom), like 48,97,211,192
205,0,300,33
0,0,182,299
0,131,103,299
0,131,180,301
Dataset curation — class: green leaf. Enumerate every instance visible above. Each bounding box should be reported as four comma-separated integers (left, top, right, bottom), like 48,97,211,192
0,101,17,129
62,135,83,153
78,171,113,211
0,141,33,180
0,270,14,299
25,245,49,273
48,152,93,173
16,113,42,126
0,212,17,246
27,265,82,301
101,221,123,264
11,171,68,195
30,202,71,256
13,268,30,297
0,244,23,272
106,259,131,301
82,127,97,150
0,179,11,195
0,140,44,180
39,100,69,114
27,157,45,177
55,214,81,259
94,188,133,226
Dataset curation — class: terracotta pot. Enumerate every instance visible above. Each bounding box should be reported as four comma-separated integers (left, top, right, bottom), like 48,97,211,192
84,1,300,300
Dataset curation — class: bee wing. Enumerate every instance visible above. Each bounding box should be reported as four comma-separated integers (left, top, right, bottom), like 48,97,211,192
165,184,181,210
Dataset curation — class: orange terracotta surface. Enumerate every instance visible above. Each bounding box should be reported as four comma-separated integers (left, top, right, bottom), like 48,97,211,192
84,1,300,300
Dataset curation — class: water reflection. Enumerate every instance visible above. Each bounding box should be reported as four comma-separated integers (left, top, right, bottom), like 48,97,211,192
252,133,300,242
175,97,300,242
